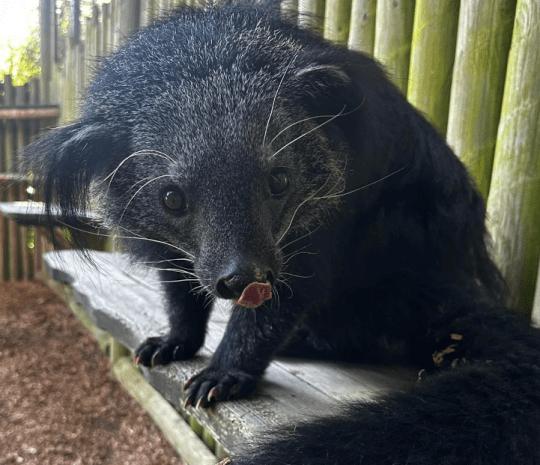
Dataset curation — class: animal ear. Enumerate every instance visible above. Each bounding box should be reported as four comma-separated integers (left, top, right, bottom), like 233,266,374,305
289,60,367,146
21,119,127,217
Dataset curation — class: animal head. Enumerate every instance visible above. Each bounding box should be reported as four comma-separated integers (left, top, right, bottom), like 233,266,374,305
22,2,393,303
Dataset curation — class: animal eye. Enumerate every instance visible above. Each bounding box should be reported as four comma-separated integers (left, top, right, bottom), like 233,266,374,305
268,168,289,197
162,188,186,214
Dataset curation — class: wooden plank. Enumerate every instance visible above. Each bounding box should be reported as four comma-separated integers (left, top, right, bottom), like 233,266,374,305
486,0,540,315
113,357,218,465
43,250,416,457
0,201,99,227
0,106,61,120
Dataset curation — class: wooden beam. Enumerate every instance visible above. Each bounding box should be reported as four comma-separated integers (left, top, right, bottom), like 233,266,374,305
0,106,60,120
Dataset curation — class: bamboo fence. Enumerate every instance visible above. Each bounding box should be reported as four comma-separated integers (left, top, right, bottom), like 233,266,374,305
1,0,539,320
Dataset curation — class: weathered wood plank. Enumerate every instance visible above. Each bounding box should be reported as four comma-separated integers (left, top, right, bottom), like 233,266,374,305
43,250,416,457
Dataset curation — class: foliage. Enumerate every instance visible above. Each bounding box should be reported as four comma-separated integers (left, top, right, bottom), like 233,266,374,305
0,33,41,86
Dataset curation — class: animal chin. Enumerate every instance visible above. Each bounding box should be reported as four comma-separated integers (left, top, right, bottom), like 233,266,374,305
234,281,272,308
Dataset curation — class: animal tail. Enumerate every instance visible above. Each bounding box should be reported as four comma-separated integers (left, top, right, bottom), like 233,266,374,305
234,302,540,464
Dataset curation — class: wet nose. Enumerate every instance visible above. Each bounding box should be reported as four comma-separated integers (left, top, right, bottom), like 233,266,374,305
215,266,275,300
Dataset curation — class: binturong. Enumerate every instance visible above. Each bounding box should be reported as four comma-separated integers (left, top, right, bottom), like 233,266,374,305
21,1,540,464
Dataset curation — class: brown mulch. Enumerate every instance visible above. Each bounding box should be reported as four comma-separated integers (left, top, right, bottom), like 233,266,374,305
0,280,185,465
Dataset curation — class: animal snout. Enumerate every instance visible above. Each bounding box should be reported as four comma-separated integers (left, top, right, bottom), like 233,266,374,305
215,266,275,300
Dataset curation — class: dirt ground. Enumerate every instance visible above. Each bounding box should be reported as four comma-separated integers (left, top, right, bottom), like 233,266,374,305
0,280,186,465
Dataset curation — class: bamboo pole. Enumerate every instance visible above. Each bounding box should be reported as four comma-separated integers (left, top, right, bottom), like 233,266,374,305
406,0,459,135
324,0,353,46
102,3,112,55
282,0,299,20
446,0,516,199
298,0,325,31
486,0,540,315
348,0,376,55
373,0,415,94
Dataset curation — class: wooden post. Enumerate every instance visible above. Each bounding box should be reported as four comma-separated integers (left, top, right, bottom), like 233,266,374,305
298,0,326,31
139,0,151,28
406,0,459,135
282,0,299,22
446,0,516,199
39,0,54,103
373,0,415,94
0,179,5,281
115,0,141,47
102,3,112,55
348,0,376,55
324,0,353,46
3,77,18,280
486,0,540,315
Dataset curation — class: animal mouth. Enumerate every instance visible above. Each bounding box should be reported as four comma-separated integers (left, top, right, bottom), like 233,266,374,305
233,281,272,308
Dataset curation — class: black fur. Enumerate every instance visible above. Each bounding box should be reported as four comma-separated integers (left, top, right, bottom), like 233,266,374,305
21,2,540,463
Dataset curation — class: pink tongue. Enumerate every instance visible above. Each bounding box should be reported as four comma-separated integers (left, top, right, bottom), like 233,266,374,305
234,281,272,308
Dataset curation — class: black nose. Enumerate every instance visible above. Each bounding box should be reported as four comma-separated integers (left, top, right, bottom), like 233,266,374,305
215,267,275,299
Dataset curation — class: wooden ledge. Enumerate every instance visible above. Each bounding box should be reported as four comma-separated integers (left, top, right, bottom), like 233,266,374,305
43,250,416,462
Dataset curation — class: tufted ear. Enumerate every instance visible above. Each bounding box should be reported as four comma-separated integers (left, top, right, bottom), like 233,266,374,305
18,119,129,248
21,119,128,215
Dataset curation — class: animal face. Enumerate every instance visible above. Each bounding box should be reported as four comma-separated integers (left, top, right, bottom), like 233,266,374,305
97,90,348,301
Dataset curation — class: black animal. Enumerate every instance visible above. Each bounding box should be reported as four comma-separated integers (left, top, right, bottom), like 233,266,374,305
22,2,540,463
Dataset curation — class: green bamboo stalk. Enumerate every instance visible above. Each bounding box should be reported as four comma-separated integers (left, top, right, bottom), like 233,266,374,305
486,0,540,315
324,0,352,46
282,0,299,15
348,0,376,54
298,0,326,30
406,0,459,135
373,0,415,94
446,0,516,199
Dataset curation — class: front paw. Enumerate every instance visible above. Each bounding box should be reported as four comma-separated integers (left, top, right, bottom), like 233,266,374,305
184,367,259,408
134,335,197,367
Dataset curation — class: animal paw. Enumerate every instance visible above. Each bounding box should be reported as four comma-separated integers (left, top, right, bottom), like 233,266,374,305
134,336,197,367
183,367,259,408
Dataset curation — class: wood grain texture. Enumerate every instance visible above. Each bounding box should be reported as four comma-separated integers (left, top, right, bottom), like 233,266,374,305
486,0,540,315
407,0,459,135
43,250,416,458
446,0,516,198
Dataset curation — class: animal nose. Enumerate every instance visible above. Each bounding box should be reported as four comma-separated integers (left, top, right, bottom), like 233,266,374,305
215,267,275,300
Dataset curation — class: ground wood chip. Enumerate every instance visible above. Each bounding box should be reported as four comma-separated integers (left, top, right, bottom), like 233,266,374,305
0,281,185,465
